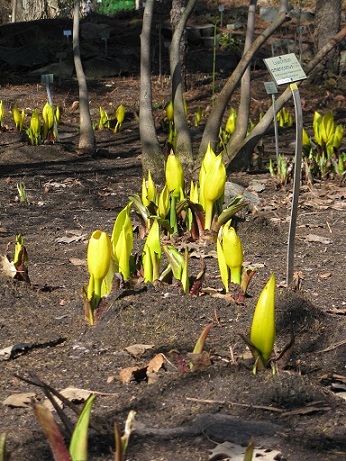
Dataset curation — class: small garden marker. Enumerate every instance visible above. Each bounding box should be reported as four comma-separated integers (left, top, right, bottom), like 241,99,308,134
264,53,307,285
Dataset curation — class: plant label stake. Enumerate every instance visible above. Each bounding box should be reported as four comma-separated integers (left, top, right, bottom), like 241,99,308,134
263,53,307,286
218,5,225,28
100,31,110,57
41,74,59,141
63,29,72,43
264,81,279,161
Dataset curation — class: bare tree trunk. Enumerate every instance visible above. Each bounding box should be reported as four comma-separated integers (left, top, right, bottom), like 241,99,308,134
11,0,59,21
170,0,187,90
139,0,164,181
170,0,197,177
73,0,96,155
314,0,341,75
197,11,289,165
227,25,346,170
278,0,289,13
11,0,16,21
229,1,257,155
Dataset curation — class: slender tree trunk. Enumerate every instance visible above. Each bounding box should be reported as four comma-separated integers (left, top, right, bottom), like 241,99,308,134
139,0,164,181
170,0,197,177
170,0,187,90
197,11,289,166
229,1,257,155
314,0,341,75
11,0,16,21
278,0,289,13
73,0,96,155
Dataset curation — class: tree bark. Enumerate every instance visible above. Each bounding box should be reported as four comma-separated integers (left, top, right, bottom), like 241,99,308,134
170,0,187,90
139,0,164,181
11,0,59,21
197,11,290,165
170,0,198,177
228,0,257,158
314,0,341,75
73,0,96,155
227,25,346,170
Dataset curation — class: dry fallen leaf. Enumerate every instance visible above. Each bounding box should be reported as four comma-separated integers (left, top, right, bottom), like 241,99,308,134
0,254,16,278
320,272,332,279
209,441,283,461
119,366,148,384
69,257,86,266
56,234,87,244
187,351,211,372
43,387,92,411
125,344,155,356
147,353,165,373
304,234,332,245
3,392,36,408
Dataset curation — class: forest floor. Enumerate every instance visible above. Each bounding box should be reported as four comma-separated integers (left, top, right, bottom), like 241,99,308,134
1,4,346,461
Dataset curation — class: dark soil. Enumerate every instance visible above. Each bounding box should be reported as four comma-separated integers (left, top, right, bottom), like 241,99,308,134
1,6,346,461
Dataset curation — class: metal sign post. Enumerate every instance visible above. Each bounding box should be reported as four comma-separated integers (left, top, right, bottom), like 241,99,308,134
264,81,279,161
263,53,307,286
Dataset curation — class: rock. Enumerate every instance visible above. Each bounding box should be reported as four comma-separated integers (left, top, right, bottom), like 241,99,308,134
225,181,262,211
30,61,74,79
259,6,279,23
83,57,130,77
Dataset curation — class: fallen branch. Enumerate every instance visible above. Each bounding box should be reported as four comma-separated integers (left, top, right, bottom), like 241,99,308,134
186,396,283,413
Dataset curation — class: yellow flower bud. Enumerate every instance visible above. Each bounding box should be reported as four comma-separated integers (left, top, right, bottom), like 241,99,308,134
115,104,126,125
146,170,157,205
13,104,25,131
158,184,170,219
142,220,161,282
165,150,184,198
225,107,237,134
55,106,61,124
30,109,41,138
203,153,226,229
302,128,310,147
141,177,150,207
42,102,54,130
165,101,174,123
330,124,344,148
189,180,199,204
221,225,243,285
87,230,111,288
250,273,276,364
199,143,216,209
0,100,4,124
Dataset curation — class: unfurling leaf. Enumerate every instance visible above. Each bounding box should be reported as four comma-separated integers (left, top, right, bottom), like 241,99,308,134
32,400,71,461
69,394,96,461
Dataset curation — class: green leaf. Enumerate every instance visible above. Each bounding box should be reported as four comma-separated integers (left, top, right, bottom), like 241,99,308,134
163,245,184,280
214,196,248,232
217,236,229,292
69,394,95,461
121,410,136,457
243,437,255,461
181,247,190,294
129,194,150,228
193,322,213,354
0,433,11,461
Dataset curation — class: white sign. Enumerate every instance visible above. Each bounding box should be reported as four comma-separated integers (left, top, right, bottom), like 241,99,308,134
264,81,278,94
41,74,54,84
263,53,307,85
